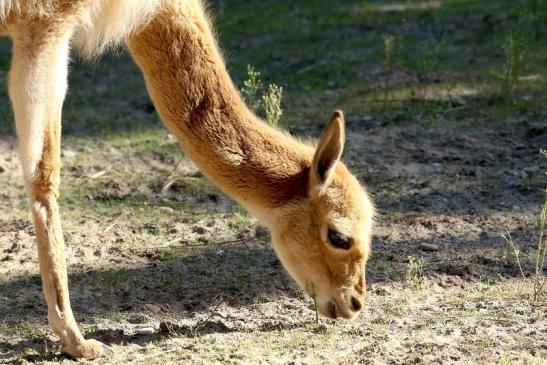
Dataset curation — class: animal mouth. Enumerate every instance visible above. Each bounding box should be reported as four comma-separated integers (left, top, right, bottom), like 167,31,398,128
325,298,358,320
327,300,338,319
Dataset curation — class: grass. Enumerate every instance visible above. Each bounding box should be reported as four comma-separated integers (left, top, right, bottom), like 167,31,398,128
240,65,263,112
404,256,427,290
382,34,396,109
240,65,284,126
503,180,547,302
499,1,541,98
214,1,542,122
534,191,547,301
261,84,283,127
305,283,320,323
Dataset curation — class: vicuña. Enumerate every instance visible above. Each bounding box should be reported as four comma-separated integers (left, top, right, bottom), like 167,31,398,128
0,0,375,358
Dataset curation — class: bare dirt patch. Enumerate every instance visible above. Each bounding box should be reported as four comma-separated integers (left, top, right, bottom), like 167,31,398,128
1,109,546,364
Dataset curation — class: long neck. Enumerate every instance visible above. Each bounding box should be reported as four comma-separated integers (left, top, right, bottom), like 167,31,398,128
128,2,312,223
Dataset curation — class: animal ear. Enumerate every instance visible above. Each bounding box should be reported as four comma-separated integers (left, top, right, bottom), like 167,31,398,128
310,110,345,190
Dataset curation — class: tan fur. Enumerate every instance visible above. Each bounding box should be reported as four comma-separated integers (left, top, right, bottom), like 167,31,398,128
2,0,374,358
1,0,161,57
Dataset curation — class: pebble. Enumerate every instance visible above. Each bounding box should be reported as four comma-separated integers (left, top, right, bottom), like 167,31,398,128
159,322,171,333
373,227,391,240
420,243,439,252
61,149,76,158
159,321,179,333
127,314,149,324
144,303,161,314
158,206,175,213
193,225,207,234
138,327,155,336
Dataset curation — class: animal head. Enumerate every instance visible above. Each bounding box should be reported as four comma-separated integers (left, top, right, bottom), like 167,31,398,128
270,111,374,319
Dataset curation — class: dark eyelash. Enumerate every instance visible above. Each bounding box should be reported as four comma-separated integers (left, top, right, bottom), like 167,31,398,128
328,229,351,249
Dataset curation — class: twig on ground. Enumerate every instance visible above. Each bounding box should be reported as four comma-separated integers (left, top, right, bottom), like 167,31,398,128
184,238,247,248
103,223,116,234
160,157,185,194
156,237,182,248
192,295,225,333
90,170,107,179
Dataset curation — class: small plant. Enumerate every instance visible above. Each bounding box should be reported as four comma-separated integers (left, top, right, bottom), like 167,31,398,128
500,1,541,98
404,256,427,290
262,84,283,127
503,229,526,280
230,205,253,231
240,65,284,126
305,282,320,323
502,26,525,96
241,65,263,112
382,35,396,108
533,190,547,301
476,336,494,349
503,150,547,302
419,42,442,101
525,0,540,41
383,35,395,75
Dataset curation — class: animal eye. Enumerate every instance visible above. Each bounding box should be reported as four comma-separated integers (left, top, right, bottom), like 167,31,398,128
327,229,351,249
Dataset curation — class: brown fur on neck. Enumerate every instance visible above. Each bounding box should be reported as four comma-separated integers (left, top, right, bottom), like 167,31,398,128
128,2,315,216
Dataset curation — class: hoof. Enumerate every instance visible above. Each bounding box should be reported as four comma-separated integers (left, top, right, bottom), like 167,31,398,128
62,339,110,359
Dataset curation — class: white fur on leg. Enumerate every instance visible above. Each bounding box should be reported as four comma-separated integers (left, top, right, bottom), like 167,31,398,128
8,27,70,180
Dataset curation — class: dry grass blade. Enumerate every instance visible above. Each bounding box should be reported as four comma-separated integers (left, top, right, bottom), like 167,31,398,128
533,189,547,302
305,282,319,323
103,223,116,234
160,157,185,194
502,186,547,302
502,229,526,280
192,295,225,333
90,170,107,179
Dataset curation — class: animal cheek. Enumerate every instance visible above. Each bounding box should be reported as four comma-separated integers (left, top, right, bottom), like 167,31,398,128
350,250,366,261
325,262,350,287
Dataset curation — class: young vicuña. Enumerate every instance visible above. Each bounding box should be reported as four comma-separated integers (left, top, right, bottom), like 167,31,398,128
0,0,375,358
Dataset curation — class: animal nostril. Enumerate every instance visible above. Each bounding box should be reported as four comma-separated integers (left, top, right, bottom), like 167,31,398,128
351,296,362,311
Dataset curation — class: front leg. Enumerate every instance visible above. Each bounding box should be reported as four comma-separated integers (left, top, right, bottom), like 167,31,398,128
8,22,106,359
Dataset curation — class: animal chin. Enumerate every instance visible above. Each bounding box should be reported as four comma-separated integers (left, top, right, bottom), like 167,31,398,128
318,299,341,320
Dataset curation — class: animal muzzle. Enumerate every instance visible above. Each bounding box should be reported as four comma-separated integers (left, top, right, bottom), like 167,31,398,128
322,290,365,320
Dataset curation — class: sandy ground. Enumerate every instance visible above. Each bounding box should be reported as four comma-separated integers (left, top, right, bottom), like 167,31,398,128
1,114,546,364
